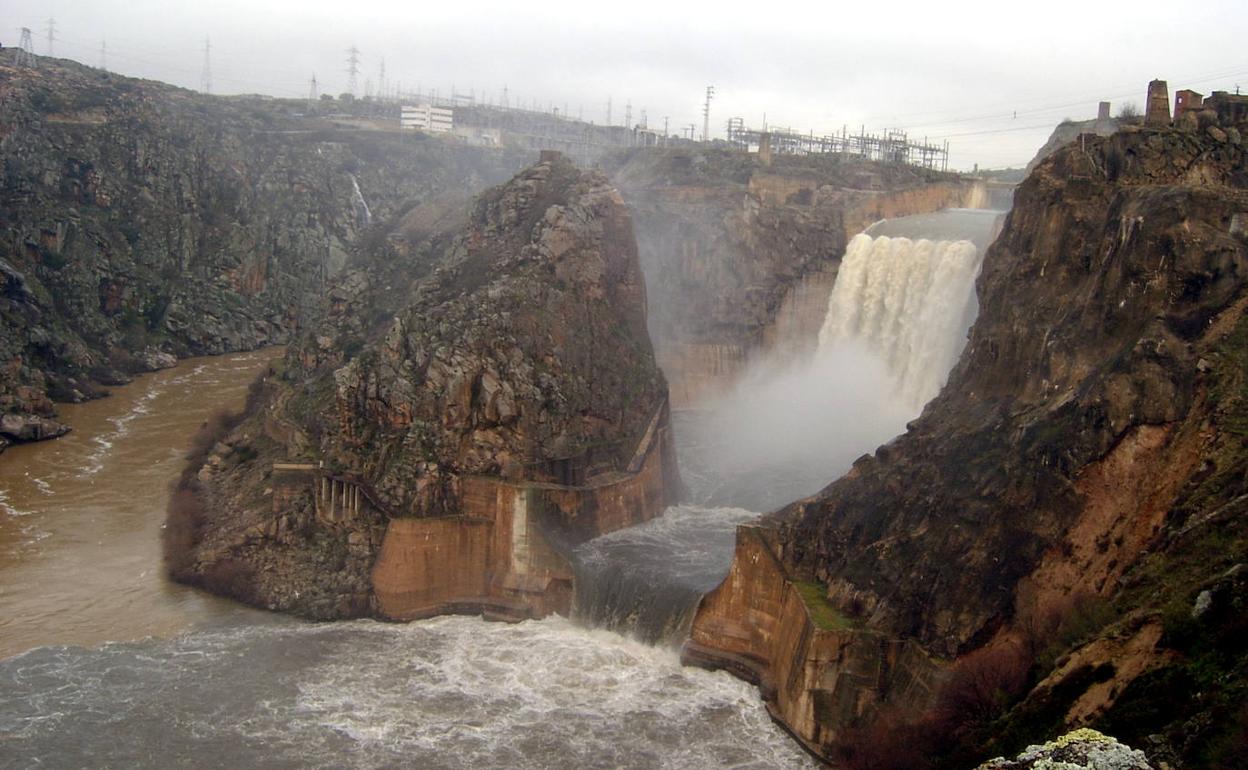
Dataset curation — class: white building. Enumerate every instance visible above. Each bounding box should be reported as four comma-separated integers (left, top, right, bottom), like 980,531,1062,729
400,104,453,133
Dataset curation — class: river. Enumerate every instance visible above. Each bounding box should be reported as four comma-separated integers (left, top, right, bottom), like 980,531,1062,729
0,349,816,769
0,350,281,659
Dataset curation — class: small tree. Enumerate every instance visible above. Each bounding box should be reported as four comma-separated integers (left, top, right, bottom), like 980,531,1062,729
1117,102,1140,120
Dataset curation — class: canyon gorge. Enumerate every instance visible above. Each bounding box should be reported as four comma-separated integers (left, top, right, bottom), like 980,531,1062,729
2,44,1246,770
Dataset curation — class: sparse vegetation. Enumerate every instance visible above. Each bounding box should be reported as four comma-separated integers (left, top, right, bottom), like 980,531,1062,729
793,580,854,630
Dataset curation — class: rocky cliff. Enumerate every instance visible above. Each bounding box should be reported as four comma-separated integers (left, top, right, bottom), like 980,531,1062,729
688,100,1248,768
0,52,525,454
1026,115,1121,173
171,154,681,620
607,148,985,405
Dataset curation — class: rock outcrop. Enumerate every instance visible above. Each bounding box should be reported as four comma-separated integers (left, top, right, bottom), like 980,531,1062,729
1026,115,1121,173
608,148,987,405
687,98,1248,768
0,52,525,451
171,154,681,620
975,729,1153,770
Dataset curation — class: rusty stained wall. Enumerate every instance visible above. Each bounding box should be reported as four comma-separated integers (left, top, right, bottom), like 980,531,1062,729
371,515,494,619
535,419,675,541
686,525,944,759
371,414,677,621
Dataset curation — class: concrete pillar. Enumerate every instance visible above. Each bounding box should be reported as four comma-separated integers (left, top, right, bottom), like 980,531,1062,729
1098,101,1111,121
1146,79,1171,126
511,489,529,576
758,132,773,167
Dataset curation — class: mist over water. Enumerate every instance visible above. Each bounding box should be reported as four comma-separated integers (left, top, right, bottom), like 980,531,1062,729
819,233,984,412
695,341,914,511
697,230,987,511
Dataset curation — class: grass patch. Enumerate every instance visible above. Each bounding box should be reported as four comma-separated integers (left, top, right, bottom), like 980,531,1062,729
794,580,854,630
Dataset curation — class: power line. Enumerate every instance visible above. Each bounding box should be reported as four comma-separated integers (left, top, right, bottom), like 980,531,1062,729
345,45,361,97
200,36,212,95
44,17,56,56
702,85,715,142
16,27,36,68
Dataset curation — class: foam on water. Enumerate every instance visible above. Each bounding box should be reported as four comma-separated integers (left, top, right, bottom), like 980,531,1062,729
0,488,33,517
0,617,816,769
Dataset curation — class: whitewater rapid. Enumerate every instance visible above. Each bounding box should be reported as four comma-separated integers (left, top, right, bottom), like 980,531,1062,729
0,616,816,769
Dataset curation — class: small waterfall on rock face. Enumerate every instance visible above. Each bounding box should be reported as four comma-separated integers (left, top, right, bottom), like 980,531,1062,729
817,233,984,412
349,174,372,226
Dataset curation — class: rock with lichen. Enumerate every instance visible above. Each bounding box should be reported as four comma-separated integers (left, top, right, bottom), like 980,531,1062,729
976,729,1153,770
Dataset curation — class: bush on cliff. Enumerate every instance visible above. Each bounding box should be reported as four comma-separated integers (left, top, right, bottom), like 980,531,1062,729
163,407,246,579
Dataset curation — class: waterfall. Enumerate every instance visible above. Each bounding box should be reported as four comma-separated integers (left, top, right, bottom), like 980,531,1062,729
571,504,758,646
817,233,984,412
349,174,372,226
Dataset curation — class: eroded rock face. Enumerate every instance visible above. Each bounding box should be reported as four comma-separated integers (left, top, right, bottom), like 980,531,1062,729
174,155,680,620
0,52,525,444
776,117,1248,654
689,107,1248,765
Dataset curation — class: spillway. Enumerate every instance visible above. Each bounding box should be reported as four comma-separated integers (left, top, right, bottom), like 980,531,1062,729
817,232,985,411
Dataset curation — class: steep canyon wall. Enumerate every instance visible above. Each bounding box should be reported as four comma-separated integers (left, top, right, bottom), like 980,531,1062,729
687,107,1248,767
0,53,527,452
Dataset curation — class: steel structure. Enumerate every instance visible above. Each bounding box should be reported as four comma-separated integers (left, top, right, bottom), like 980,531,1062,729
727,120,949,171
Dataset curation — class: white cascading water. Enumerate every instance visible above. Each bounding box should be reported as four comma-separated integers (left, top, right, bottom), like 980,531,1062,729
817,233,984,412
349,173,372,226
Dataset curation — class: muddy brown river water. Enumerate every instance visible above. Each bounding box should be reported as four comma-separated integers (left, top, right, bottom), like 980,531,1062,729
0,348,815,769
0,349,281,659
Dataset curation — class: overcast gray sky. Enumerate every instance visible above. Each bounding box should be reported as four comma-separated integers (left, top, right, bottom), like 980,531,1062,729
6,0,1247,169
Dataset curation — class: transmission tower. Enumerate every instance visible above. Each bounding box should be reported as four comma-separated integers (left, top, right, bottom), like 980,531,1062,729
44,17,56,56
606,96,612,126
702,85,715,142
345,46,361,97
16,28,36,68
200,37,212,95
99,39,107,71
308,74,318,108
624,100,632,129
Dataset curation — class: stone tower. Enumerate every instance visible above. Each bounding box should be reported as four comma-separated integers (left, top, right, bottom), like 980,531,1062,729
1145,79,1171,126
